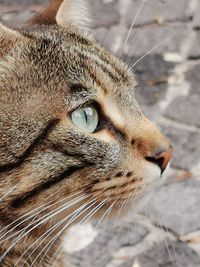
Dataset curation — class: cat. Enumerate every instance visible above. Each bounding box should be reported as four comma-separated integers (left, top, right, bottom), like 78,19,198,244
0,0,173,266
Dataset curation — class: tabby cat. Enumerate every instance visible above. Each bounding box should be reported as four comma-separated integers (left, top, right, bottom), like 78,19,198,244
0,0,172,266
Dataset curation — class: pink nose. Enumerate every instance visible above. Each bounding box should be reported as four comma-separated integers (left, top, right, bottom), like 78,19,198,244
145,146,173,174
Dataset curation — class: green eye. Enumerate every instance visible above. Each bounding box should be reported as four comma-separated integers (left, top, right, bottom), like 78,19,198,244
71,106,99,133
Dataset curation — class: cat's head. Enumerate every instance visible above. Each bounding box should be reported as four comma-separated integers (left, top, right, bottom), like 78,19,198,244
0,0,172,226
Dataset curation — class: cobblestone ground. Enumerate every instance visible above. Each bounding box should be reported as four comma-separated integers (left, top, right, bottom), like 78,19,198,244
1,0,200,266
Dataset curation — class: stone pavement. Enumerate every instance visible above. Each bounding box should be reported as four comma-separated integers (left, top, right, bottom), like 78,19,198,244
1,0,200,266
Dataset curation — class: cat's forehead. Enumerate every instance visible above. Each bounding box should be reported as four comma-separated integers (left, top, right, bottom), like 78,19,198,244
57,28,138,114
26,26,136,94
16,26,140,124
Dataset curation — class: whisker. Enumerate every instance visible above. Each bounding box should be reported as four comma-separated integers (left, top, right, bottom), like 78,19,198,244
0,185,17,202
28,197,100,267
104,199,116,226
116,184,141,239
153,206,175,264
0,180,95,240
0,190,84,242
50,197,107,263
116,191,131,220
0,204,46,238
122,0,147,54
116,180,142,220
154,206,177,262
131,38,170,69
80,198,108,225
51,246,63,267
121,192,133,219
0,193,86,244
101,28,111,45
14,194,90,267
95,200,116,230
50,198,108,267
0,193,88,263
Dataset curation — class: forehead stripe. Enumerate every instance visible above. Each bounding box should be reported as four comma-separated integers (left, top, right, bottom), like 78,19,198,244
62,39,128,82
74,47,127,80
73,50,126,83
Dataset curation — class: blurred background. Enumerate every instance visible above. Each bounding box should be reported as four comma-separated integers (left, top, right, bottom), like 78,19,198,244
0,0,200,266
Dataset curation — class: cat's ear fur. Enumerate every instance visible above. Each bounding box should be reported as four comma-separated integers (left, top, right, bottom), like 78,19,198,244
29,0,91,32
0,24,23,58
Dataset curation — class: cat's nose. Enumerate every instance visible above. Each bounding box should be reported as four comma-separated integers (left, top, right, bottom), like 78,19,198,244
145,146,173,174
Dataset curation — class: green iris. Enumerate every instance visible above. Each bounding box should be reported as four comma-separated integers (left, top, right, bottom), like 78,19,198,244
71,106,98,133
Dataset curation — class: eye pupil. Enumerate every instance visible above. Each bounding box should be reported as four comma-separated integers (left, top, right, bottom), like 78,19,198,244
84,110,88,123
71,106,98,133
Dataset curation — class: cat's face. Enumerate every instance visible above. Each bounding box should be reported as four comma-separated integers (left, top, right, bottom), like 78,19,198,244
0,0,172,228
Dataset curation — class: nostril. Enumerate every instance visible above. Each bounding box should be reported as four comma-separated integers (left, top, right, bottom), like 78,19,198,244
145,156,165,174
145,146,173,174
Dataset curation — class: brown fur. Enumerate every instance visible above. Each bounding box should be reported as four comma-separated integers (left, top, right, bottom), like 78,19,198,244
29,0,63,25
0,1,172,266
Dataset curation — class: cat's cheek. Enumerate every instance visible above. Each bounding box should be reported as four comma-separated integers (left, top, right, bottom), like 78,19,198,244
92,129,118,143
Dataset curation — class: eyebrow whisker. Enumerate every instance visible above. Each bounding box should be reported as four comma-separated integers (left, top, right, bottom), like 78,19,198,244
131,38,170,70
121,0,147,56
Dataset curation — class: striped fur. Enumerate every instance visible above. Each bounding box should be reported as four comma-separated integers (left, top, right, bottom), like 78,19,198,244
0,0,171,266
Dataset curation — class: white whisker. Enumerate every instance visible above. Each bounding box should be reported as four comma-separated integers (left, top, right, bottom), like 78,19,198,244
29,198,100,267
155,206,177,262
0,193,86,244
131,38,170,69
153,206,175,264
51,246,63,267
95,200,116,230
122,0,147,53
50,198,108,267
14,194,90,267
0,194,88,263
0,191,84,242
0,186,17,202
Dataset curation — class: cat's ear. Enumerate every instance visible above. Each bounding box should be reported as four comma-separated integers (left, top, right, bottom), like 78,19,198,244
29,0,91,32
0,24,23,58
56,0,91,31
